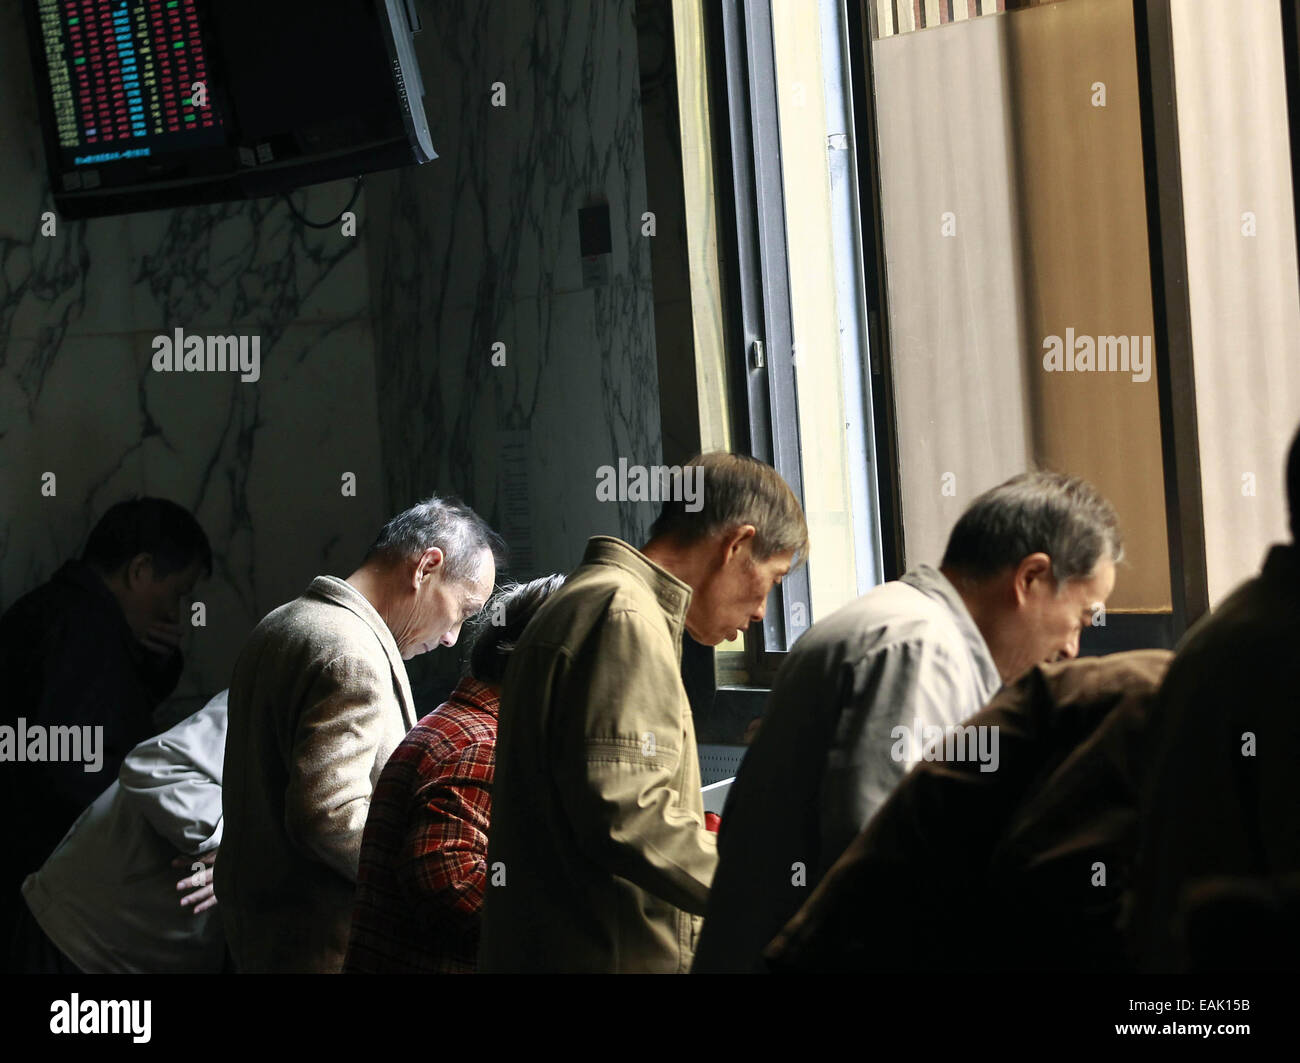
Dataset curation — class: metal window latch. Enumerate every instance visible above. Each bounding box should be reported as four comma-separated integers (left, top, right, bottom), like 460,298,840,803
750,339,766,369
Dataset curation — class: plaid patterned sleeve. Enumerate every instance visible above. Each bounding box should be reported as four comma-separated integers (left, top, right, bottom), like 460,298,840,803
398,737,495,926
346,678,500,973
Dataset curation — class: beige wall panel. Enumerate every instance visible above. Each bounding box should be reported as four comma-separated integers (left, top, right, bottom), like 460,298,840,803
875,0,1170,610
873,17,1033,570
1171,0,1300,604
1007,0,1170,610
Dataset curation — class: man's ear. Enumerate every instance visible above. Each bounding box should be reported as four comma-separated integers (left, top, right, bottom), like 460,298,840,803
723,524,758,561
1013,552,1053,604
125,553,154,589
415,546,445,587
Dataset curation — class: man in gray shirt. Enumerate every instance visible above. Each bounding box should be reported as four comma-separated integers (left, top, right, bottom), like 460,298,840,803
15,691,229,973
692,471,1121,973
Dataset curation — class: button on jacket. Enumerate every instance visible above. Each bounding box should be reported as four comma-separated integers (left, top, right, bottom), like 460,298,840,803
478,536,718,973
217,576,417,973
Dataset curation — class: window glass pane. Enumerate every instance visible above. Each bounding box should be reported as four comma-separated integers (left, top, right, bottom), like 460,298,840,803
868,0,1173,615
771,0,873,623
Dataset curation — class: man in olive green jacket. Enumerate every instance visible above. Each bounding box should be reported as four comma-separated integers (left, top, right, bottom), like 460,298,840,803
479,454,808,973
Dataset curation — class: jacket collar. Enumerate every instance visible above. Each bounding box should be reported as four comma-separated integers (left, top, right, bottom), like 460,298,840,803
304,576,417,730
446,675,501,718
55,560,139,653
899,564,1001,693
580,535,692,643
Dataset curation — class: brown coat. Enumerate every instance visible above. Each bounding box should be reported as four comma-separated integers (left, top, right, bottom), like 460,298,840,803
478,537,718,973
1128,545,1300,970
216,577,416,972
764,649,1172,972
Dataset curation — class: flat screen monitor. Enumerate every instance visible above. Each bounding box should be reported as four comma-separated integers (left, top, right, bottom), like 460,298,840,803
24,0,436,218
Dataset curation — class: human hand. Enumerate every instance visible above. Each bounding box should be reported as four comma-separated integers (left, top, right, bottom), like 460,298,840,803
142,620,185,657
173,850,218,915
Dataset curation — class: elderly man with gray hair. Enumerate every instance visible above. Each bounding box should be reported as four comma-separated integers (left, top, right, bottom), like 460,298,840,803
217,496,504,973
692,470,1122,972
480,452,809,973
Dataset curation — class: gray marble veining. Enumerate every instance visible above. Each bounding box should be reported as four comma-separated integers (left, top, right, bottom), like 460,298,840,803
1,0,664,717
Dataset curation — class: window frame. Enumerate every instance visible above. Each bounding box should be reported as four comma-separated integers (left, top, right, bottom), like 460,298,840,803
706,0,904,686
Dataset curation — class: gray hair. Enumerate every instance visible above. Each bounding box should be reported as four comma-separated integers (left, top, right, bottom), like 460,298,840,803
648,452,810,567
940,471,1122,585
364,495,506,584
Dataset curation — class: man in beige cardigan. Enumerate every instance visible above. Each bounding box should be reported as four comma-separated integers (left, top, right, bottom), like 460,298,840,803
217,497,503,972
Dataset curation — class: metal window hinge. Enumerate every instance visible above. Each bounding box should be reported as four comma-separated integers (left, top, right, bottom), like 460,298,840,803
750,339,765,369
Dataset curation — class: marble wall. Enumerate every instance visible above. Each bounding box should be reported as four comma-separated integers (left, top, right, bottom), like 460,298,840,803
1,0,663,716
363,0,664,700
0,2,389,722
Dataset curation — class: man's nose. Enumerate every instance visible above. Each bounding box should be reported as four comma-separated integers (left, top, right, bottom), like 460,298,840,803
752,600,767,623
441,624,462,648
1061,633,1080,660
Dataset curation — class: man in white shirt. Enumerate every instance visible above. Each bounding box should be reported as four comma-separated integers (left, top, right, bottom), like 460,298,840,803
14,691,229,974
692,471,1121,973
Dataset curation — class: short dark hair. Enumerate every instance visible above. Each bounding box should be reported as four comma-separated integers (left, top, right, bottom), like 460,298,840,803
648,452,809,566
365,495,506,584
82,498,212,579
1287,422,1300,538
940,471,1122,585
463,574,565,684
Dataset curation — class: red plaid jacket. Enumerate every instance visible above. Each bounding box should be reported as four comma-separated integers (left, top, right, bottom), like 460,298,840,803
344,676,498,973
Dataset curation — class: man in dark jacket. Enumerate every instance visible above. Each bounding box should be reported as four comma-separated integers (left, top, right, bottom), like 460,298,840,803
762,650,1170,972
0,498,210,964
1126,423,1300,971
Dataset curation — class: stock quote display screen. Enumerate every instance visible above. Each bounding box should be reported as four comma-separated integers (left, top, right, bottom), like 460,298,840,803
33,0,228,173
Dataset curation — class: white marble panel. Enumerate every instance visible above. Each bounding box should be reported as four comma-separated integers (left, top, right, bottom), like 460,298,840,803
0,320,387,716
